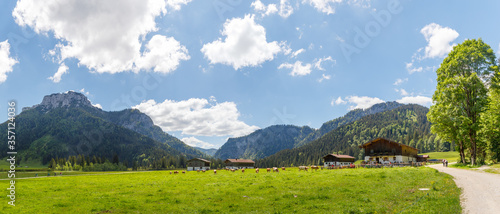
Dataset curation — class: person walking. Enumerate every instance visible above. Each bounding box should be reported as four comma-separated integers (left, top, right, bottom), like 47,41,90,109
442,159,445,166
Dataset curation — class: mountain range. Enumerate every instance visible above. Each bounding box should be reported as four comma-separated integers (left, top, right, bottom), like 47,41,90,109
0,91,205,164
214,102,404,160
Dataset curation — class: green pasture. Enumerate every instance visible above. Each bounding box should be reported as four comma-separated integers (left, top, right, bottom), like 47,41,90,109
1,167,460,213
419,151,459,162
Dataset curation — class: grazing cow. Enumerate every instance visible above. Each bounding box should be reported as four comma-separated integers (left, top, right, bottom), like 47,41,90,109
174,171,179,174
170,171,172,175
182,171,186,174
241,169,245,173
310,165,319,171
202,170,206,173
197,169,200,172
273,167,279,173
267,168,271,173
231,169,235,172
214,170,217,174
255,168,259,173
282,167,286,171
298,166,308,171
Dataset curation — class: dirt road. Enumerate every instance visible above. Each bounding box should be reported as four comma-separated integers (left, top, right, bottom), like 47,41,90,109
429,164,500,214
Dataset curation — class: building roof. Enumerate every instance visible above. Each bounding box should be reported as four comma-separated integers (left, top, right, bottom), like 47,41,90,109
323,154,355,159
358,137,419,151
225,159,255,163
187,158,211,163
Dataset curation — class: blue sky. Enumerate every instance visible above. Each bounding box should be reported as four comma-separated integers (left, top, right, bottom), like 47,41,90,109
1,0,499,149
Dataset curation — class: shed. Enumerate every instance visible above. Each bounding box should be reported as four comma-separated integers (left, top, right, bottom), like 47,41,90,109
323,154,355,167
187,158,211,171
359,137,419,164
224,159,255,169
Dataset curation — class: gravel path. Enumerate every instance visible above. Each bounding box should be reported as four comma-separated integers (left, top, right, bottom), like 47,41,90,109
429,164,500,214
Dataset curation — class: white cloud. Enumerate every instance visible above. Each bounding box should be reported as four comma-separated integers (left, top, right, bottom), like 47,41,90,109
406,62,423,74
393,78,408,86
48,63,68,83
314,56,335,70
13,0,190,74
136,35,190,74
279,0,294,18
302,0,343,15
420,23,459,59
0,40,18,84
278,61,312,76
92,103,103,109
397,96,432,106
334,96,384,110
251,0,278,17
252,0,293,18
166,0,192,10
332,96,346,106
201,15,281,70
181,137,216,149
79,88,90,96
318,74,331,82
133,97,259,137
291,48,305,58
395,88,409,96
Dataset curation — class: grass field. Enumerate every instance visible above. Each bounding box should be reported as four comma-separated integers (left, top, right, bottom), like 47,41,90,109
484,164,500,174
419,151,459,162
1,167,460,213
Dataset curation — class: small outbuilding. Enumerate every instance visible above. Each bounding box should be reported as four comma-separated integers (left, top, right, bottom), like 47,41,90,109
224,159,255,169
417,155,429,162
323,154,355,167
187,158,211,171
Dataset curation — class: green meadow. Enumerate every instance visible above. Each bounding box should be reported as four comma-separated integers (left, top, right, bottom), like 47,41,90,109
419,151,460,162
2,167,460,213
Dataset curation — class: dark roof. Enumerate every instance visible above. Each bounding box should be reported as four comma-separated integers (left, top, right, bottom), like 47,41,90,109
323,154,355,159
225,159,255,163
358,137,419,151
187,158,211,163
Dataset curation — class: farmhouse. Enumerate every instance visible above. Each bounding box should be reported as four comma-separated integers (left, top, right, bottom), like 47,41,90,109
359,138,418,164
186,158,211,171
224,159,255,169
323,154,355,167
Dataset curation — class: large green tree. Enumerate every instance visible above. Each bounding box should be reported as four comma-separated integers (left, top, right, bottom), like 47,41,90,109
428,39,497,165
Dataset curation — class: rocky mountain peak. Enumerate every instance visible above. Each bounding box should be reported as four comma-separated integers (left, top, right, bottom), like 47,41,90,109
23,91,95,111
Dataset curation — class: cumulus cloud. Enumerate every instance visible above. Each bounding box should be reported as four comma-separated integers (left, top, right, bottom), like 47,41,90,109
302,0,343,15
397,96,432,106
133,97,259,137
278,0,294,18
48,63,68,83
251,0,278,17
181,137,216,149
393,78,408,86
332,96,347,106
201,15,281,70
333,95,384,110
0,40,18,84
136,35,190,74
420,23,459,59
291,48,305,58
13,0,190,74
278,61,312,76
395,88,409,96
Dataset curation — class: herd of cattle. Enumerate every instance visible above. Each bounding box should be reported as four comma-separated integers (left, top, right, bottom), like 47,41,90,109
169,165,326,175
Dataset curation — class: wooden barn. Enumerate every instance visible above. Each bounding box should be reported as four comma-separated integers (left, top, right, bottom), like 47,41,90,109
186,158,211,171
323,154,355,167
224,159,255,169
359,138,418,164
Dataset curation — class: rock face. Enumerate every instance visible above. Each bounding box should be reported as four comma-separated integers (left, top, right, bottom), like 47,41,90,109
214,125,314,160
23,91,97,112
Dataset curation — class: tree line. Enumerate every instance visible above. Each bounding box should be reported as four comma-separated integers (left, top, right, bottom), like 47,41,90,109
428,38,499,165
